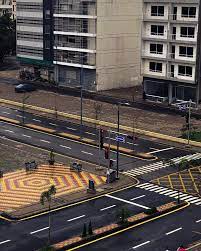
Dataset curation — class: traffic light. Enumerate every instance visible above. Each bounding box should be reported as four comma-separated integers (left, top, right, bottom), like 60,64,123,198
100,129,104,149
109,159,113,168
104,147,109,159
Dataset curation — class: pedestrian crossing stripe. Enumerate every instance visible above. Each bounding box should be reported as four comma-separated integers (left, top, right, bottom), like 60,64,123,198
123,153,201,177
136,182,201,206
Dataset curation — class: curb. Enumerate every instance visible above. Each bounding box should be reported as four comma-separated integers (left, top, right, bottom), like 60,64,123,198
0,98,201,149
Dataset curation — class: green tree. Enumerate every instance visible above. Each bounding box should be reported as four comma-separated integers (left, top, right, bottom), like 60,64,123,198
40,185,56,245
88,221,93,235
116,207,130,225
0,13,16,63
81,223,87,238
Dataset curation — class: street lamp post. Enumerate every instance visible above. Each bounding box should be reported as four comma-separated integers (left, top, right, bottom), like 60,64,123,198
116,104,120,179
80,65,83,139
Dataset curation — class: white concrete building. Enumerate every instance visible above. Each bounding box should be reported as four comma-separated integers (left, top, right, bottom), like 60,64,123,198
16,0,142,91
142,0,201,105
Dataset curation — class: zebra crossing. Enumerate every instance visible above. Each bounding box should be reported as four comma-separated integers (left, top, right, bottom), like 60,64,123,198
123,153,201,177
136,182,201,206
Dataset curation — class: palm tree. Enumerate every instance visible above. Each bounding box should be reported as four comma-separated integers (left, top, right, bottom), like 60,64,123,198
162,158,188,204
40,185,56,246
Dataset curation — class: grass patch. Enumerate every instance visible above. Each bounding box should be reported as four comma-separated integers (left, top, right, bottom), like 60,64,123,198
182,131,201,142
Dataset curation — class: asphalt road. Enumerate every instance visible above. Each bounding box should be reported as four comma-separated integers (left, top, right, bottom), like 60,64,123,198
79,205,201,251
0,186,178,251
0,105,192,159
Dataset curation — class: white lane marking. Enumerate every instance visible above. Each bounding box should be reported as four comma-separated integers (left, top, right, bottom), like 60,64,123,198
2,111,10,115
40,139,50,144
22,134,31,138
49,123,57,126
16,115,23,118
67,214,85,222
149,147,159,151
165,227,182,236
110,159,116,162
60,145,71,150
32,119,41,122
100,205,116,211
66,127,77,131
130,195,146,201
105,194,150,209
85,132,96,136
30,226,49,235
196,219,201,223
5,130,14,133
127,142,138,146
81,151,93,156
0,239,11,245
132,240,150,249
148,147,174,154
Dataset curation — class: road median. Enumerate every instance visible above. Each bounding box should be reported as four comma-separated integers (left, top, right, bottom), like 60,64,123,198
49,201,189,251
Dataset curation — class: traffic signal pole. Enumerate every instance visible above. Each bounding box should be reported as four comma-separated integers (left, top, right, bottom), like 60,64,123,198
187,99,192,145
116,104,120,179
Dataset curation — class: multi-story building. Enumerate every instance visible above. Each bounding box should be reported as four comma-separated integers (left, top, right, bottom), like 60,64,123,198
16,0,142,91
0,0,16,19
142,0,201,105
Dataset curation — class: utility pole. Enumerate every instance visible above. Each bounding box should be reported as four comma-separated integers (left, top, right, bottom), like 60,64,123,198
80,63,83,139
116,104,120,179
187,99,192,145
22,94,30,124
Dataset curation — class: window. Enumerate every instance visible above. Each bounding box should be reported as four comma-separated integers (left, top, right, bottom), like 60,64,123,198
149,62,162,72
179,46,193,57
180,27,195,38
151,6,164,16
178,65,192,77
45,40,50,49
45,10,50,19
150,43,163,54
45,25,50,34
151,25,164,36
181,7,196,18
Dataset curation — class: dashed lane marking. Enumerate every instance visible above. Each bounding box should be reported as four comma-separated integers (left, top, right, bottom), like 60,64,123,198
22,134,31,138
132,241,151,249
4,129,14,133
32,119,41,122
60,145,71,149
165,227,182,236
30,226,49,235
100,205,116,211
81,151,93,156
130,195,146,201
0,240,11,245
67,215,85,222
40,139,50,144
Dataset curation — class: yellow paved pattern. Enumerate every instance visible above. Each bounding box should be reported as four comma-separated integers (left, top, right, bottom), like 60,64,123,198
0,164,106,212
152,166,201,196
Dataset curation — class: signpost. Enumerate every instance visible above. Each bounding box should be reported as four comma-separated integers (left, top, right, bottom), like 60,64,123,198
115,135,125,143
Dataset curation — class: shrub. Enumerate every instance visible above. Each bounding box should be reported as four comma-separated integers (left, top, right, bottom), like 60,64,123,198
144,207,158,215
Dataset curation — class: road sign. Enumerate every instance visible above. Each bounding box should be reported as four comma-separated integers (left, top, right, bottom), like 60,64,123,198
115,135,125,143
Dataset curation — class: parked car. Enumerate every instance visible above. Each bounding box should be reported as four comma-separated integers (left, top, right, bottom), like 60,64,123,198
15,83,37,93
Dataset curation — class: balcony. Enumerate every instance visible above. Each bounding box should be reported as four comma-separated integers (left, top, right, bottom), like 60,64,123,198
54,51,96,69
